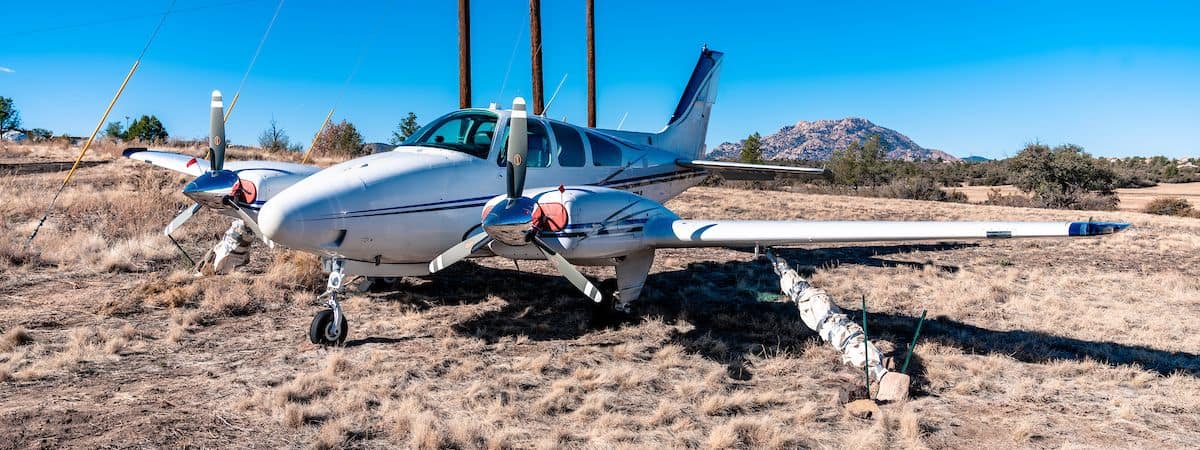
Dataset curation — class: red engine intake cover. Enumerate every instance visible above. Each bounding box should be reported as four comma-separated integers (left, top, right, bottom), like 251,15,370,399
531,202,568,232
232,179,257,204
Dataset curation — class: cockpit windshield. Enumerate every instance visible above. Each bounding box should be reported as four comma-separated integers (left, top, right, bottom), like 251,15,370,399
403,111,498,158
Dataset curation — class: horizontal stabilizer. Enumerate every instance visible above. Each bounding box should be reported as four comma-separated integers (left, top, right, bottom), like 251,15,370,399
676,159,830,181
644,219,1130,248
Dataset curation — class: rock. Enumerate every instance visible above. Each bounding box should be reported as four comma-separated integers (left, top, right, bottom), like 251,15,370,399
708,117,960,162
845,399,880,419
876,372,911,403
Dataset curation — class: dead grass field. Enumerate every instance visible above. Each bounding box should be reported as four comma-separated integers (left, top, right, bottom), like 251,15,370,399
2,143,1199,448
951,183,1200,211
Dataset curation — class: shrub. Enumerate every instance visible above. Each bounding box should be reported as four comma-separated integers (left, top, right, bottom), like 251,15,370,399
1142,197,1196,217
1009,143,1117,210
312,120,365,158
880,176,967,202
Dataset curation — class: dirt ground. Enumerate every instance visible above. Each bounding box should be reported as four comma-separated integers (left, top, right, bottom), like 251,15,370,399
951,183,1200,211
2,143,1199,449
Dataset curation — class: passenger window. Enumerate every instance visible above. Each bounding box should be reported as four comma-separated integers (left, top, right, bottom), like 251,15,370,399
587,133,623,166
550,123,585,167
497,120,551,167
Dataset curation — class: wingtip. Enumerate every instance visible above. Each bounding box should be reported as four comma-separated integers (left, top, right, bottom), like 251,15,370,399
1069,221,1131,236
121,147,147,158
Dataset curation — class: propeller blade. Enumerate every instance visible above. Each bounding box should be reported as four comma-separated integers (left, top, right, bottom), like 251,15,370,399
163,203,203,237
428,232,493,273
506,97,528,199
209,90,227,171
532,236,604,303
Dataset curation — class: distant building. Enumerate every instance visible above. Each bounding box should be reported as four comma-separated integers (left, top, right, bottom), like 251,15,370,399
2,130,27,142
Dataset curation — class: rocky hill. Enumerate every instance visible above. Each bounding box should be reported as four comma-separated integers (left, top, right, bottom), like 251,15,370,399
709,117,959,162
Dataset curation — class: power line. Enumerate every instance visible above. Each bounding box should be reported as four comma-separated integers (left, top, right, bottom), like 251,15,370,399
25,0,179,248
224,0,287,122
1,0,266,38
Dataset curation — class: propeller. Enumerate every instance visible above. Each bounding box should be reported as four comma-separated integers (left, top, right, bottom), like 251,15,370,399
428,98,604,302
162,90,270,265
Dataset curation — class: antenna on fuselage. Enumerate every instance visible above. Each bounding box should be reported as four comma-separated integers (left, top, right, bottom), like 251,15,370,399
616,112,629,130
541,73,568,117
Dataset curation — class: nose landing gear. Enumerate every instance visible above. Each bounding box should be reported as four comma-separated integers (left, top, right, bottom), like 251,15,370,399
309,259,349,346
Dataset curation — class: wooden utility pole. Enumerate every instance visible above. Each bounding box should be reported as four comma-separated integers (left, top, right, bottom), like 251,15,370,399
529,0,545,115
458,0,471,109
586,0,596,127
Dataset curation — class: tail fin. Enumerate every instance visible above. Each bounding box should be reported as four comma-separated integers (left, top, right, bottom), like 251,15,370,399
659,47,723,158
598,48,724,159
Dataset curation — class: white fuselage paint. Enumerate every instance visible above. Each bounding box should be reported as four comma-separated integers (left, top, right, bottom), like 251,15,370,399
258,111,707,275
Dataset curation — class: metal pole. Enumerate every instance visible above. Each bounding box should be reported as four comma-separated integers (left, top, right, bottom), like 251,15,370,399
529,0,544,115
458,0,471,109
301,107,336,164
901,309,928,374
26,60,140,247
585,0,596,127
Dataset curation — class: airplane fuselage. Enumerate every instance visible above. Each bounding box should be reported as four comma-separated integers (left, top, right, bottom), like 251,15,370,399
257,109,707,276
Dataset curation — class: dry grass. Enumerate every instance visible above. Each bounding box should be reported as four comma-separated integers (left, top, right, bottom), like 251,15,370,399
1,143,1198,448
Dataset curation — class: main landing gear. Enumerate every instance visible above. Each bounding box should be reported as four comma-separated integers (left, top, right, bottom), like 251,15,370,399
309,259,349,346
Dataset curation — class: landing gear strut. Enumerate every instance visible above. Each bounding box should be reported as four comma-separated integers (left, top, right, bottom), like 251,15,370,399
309,259,349,346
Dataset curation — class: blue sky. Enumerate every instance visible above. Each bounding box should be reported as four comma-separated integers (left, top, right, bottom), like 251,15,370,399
3,0,1199,158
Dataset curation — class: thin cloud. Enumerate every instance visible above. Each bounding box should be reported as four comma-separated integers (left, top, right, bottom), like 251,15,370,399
0,66,13,73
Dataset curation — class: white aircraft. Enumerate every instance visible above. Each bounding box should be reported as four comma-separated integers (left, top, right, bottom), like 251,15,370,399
128,49,1129,346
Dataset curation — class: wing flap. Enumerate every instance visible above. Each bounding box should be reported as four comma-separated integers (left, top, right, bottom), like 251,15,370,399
644,219,1129,248
123,148,207,176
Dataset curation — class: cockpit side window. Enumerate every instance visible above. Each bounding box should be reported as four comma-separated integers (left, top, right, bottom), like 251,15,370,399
587,132,623,166
405,111,498,159
550,123,585,167
496,120,552,168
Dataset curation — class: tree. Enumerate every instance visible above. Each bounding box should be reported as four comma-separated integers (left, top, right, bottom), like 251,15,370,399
28,128,53,142
828,133,890,187
258,119,293,152
104,121,125,139
1009,143,1116,209
0,96,20,132
389,112,421,145
738,132,763,164
124,115,169,143
313,120,364,158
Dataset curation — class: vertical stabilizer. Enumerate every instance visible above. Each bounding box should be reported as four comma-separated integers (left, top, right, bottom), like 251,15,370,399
659,48,723,159
595,48,723,158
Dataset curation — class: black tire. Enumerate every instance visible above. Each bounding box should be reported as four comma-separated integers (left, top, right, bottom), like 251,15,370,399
308,309,348,346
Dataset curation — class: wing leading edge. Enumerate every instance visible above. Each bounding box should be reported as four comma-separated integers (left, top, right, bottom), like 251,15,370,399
643,219,1130,248
676,159,830,181
123,148,208,176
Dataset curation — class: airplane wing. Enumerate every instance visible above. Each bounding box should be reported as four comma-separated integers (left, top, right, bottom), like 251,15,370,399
643,219,1130,248
123,148,207,176
676,159,830,181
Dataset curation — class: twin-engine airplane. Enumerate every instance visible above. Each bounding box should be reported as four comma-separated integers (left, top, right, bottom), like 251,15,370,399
126,48,1129,346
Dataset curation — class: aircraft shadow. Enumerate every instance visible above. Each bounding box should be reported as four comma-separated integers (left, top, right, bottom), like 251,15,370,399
362,244,1198,384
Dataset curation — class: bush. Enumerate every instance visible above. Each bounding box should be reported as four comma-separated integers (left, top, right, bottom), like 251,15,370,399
1008,143,1117,210
1142,197,1197,217
312,120,364,158
880,176,967,202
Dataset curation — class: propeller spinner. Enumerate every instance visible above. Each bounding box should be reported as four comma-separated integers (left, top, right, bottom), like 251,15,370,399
429,98,604,303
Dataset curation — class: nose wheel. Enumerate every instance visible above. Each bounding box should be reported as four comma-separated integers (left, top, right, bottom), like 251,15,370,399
310,259,349,346
309,309,348,346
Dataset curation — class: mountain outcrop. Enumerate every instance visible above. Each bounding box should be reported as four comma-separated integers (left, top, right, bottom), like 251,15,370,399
709,117,958,161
